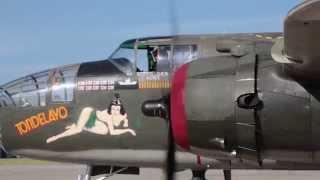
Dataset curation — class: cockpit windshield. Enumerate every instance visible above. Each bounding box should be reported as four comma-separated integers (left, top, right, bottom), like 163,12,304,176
109,47,135,76
108,39,171,74
108,38,198,75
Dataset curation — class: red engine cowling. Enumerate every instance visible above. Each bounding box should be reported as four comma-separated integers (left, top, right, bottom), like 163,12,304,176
170,57,239,160
170,64,190,150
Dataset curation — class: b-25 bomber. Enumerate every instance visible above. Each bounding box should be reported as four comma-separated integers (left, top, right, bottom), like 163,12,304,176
1,1,320,180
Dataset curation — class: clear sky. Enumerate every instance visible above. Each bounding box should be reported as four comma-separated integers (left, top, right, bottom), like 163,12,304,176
0,0,300,84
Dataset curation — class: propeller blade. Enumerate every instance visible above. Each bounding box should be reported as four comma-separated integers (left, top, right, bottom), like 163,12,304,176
166,118,176,180
141,96,176,179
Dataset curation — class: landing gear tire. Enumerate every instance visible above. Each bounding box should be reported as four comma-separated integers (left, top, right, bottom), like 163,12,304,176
223,169,231,180
78,166,92,180
191,170,207,180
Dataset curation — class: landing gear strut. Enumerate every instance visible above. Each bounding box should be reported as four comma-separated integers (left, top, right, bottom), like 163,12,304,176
78,166,92,180
223,169,231,180
191,169,231,180
77,165,136,180
191,170,207,180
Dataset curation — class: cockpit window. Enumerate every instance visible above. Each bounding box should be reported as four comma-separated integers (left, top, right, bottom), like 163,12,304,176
109,39,198,74
0,90,12,108
19,76,38,107
4,78,37,107
172,45,198,70
110,41,172,73
155,46,172,72
1,65,79,107
2,70,50,107
135,45,172,72
141,44,198,72
33,71,49,106
50,65,79,103
4,79,22,106
136,48,149,72
109,47,135,76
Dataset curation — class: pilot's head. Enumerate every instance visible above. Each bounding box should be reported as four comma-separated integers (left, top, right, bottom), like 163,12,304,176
151,47,159,61
107,93,126,115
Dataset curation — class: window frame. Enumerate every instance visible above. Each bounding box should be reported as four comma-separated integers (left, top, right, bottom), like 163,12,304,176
134,40,174,73
171,44,198,71
32,71,50,107
48,65,78,104
0,89,15,107
2,70,51,108
18,75,40,108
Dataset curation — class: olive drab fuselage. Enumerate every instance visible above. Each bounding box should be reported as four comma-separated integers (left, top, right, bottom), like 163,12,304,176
1,33,320,170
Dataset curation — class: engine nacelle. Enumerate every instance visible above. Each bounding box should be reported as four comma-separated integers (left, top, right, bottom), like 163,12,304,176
171,56,239,159
170,53,315,163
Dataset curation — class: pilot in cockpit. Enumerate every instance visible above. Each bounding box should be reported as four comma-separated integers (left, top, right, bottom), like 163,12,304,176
148,47,159,72
146,45,171,72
